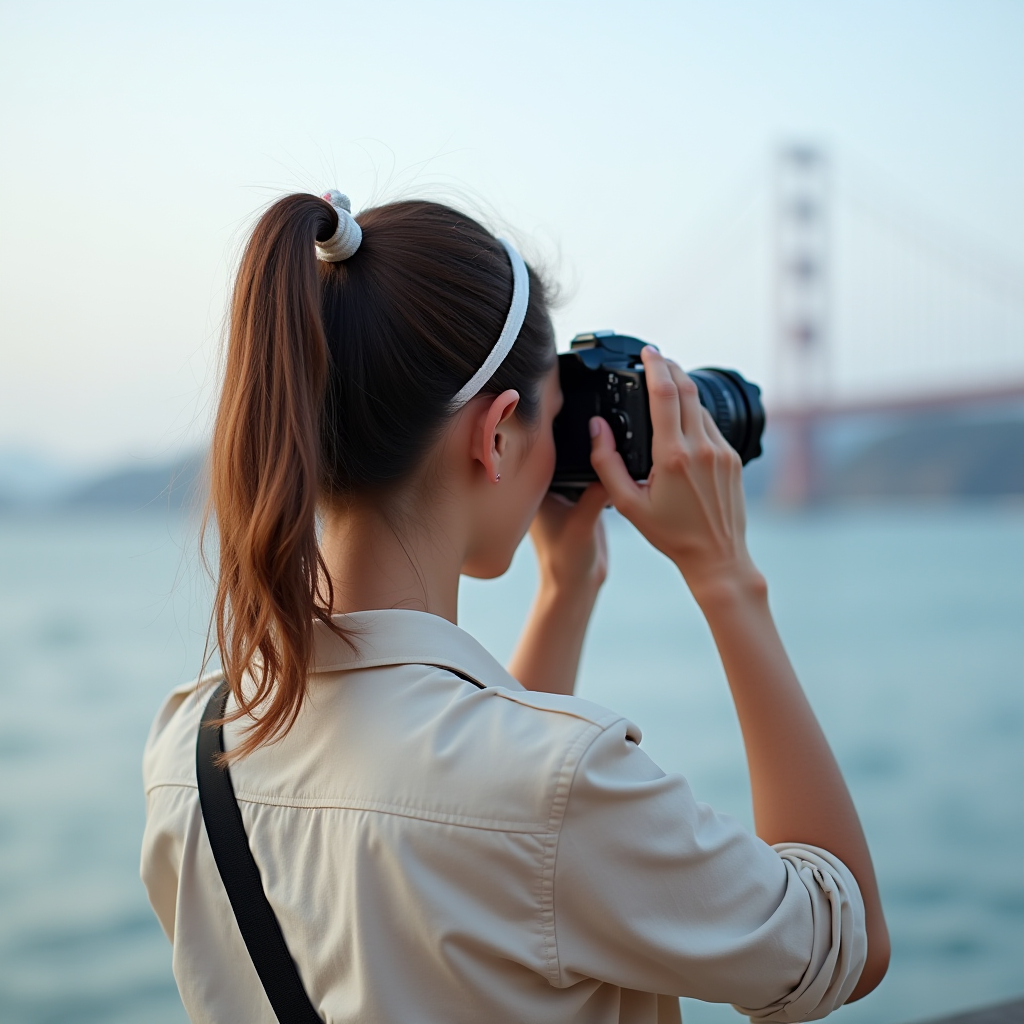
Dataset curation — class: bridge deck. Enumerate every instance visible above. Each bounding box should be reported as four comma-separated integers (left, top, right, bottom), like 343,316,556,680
769,381,1024,421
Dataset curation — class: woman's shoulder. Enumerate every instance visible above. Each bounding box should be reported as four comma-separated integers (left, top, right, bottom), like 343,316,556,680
141,658,640,838
248,663,637,835
485,685,629,730
142,671,221,795
480,684,644,768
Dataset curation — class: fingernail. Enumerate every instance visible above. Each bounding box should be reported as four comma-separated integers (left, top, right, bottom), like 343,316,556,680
589,417,602,438
642,345,659,355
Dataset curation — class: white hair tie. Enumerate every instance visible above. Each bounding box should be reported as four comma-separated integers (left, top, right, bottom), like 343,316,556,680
316,190,362,261
449,238,530,411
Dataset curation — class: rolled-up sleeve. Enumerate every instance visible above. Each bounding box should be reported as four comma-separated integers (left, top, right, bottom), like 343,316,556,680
551,719,866,1022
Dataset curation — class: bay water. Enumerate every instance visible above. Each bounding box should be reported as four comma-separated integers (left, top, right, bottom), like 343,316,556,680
0,506,1021,1023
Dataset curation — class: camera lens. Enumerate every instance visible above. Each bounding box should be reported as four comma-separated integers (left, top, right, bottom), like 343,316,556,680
688,369,765,465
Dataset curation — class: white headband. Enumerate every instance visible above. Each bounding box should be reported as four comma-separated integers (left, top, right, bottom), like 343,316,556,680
316,190,362,262
449,238,530,411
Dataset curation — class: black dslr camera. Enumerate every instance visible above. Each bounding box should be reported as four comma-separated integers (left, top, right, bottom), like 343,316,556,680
551,332,765,498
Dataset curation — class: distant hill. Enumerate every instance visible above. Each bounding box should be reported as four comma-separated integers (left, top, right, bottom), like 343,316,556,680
59,456,207,512
825,418,1024,500
0,448,89,503
1,413,1021,515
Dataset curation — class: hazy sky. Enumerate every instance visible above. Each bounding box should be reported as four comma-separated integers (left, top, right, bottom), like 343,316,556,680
2,0,1022,466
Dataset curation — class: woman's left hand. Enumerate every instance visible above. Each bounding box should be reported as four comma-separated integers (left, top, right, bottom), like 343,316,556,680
510,483,609,695
529,483,609,597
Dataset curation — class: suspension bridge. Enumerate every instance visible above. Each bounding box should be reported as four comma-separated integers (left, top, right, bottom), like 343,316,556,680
665,144,1024,504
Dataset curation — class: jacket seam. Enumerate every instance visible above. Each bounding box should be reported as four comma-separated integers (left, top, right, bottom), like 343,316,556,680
493,689,622,728
144,780,553,834
538,718,620,986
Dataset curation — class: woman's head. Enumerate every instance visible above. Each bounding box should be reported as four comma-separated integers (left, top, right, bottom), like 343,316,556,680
208,192,557,755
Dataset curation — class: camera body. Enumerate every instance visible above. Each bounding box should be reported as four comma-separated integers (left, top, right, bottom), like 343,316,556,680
551,332,765,497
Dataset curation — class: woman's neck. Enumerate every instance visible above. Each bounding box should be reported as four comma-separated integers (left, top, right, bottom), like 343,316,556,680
319,494,464,624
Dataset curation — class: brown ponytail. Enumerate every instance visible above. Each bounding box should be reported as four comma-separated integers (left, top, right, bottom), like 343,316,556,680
207,194,554,759
206,195,340,759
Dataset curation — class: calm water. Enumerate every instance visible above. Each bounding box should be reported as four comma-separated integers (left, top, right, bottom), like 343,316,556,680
0,506,1021,1024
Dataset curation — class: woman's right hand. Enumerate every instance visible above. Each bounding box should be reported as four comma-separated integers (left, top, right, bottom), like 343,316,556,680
592,347,891,999
588,345,761,604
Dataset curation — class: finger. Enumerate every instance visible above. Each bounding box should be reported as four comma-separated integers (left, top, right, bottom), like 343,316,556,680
572,480,609,526
589,416,642,512
700,407,730,451
667,361,707,442
530,493,568,537
640,346,684,463
541,490,574,510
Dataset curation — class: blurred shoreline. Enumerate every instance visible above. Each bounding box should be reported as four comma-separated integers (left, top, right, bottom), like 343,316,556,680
2,404,1022,517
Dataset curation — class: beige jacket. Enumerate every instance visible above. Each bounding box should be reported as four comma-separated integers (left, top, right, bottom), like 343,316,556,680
142,609,865,1024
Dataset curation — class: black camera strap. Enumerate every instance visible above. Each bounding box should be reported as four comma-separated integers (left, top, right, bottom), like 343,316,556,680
195,680,323,1024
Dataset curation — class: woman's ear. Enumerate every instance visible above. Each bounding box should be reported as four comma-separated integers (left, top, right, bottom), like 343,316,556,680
474,390,520,483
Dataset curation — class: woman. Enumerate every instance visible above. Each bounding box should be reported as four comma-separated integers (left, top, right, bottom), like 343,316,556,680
142,191,889,1023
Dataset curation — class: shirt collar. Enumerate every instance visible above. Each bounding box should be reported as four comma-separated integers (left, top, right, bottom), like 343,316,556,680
310,609,524,692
